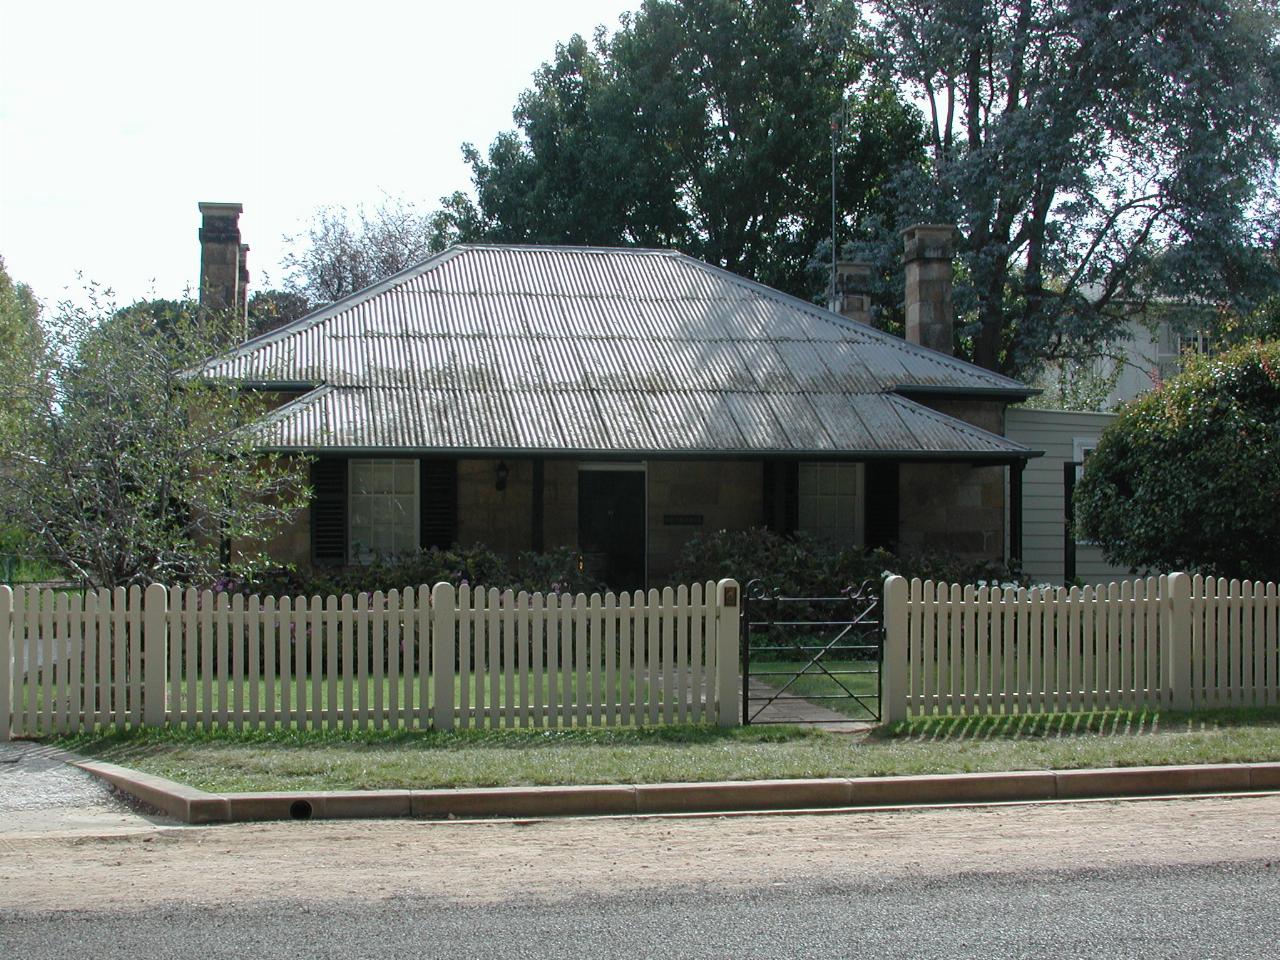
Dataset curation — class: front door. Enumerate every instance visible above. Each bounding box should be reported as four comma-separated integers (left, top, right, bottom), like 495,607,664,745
577,467,646,590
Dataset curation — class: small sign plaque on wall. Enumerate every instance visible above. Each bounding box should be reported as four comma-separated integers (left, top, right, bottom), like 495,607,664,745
662,514,704,526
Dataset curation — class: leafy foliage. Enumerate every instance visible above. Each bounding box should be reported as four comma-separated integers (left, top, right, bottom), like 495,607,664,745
0,256,43,431
442,0,923,297
868,0,1280,376
227,545,607,598
0,289,310,588
247,288,313,339
671,526,1025,597
0,257,45,560
281,196,473,306
1075,340,1280,579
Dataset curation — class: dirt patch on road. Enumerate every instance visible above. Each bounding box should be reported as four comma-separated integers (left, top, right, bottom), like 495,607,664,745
3,793,1278,911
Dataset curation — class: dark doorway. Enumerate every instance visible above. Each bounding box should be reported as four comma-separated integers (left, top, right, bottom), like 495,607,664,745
578,468,646,590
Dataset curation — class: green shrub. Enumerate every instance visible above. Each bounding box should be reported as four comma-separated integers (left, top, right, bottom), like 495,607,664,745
222,544,607,598
1075,340,1280,580
670,527,1025,597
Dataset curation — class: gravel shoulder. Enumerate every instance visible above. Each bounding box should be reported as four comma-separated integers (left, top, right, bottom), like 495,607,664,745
0,742,176,839
3,792,1278,912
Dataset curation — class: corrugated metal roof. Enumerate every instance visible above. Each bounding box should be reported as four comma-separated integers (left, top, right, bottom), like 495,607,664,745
205,245,1033,458
249,386,1027,459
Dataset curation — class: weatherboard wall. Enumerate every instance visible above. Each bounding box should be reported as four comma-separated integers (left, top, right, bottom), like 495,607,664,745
1005,407,1131,585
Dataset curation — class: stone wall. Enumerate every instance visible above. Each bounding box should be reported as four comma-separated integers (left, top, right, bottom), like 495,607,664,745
541,460,578,550
256,502,311,566
455,458,535,554
645,460,763,583
897,398,1009,560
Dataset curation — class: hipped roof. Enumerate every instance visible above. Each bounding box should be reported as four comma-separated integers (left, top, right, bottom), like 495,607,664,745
202,245,1035,460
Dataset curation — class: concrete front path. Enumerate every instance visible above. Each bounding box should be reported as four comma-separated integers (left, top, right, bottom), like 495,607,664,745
0,741,176,838
743,677,874,732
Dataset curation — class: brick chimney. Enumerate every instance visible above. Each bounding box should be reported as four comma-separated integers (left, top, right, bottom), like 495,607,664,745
901,223,957,355
827,260,874,325
198,201,249,339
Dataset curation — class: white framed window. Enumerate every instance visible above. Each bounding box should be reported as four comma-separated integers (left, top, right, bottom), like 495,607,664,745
348,459,419,563
1071,439,1098,545
797,462,864,546
1072,438,1096,479
1177,332,1214,357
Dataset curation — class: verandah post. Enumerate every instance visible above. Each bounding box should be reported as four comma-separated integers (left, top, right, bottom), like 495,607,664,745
0,585,12,742
431,581,455,731
715,579,740,726
882,575,909,723
1165,572,1192,711
143,583,168,727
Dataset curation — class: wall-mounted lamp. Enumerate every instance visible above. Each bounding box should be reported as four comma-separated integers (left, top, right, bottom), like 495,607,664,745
495,460,509,492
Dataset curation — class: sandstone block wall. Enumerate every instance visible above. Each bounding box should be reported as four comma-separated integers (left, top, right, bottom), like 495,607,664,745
645,460,763,584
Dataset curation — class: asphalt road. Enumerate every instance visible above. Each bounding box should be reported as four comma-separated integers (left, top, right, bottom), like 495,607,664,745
4,858,1278,959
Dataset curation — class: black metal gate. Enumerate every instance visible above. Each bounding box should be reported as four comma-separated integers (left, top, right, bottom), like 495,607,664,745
741,579,883,724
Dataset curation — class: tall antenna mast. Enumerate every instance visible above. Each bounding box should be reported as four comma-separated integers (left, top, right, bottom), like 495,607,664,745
830,110,839,304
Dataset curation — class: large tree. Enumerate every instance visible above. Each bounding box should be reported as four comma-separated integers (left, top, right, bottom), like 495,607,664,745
870,0,1280,376
452,0,923,296
0,290,309,588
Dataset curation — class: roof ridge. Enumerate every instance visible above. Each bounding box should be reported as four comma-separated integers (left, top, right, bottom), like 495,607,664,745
665,251,1029,392
202,243,1032,400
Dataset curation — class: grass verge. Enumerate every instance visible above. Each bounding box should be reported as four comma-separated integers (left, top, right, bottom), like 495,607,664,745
51,706,1280,793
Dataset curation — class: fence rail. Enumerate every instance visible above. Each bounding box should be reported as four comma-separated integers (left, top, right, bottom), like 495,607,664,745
883,573,1280,720
0,580,741,740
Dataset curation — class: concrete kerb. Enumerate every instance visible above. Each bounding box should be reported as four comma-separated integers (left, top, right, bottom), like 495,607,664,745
75,760,1280,825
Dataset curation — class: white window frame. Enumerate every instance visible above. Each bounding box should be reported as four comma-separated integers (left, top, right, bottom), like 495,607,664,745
347,458,420,564
1071,439,1098,546
1072,438,1096,478
797,461,865,547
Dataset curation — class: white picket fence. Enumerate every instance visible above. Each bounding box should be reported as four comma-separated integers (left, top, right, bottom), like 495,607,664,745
882,573,1280,719
0,580,741,740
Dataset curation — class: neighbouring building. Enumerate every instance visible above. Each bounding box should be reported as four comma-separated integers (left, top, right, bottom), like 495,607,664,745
1004,407,1132,585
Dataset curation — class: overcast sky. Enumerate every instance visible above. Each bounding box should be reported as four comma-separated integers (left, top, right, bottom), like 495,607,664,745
0,0,634,307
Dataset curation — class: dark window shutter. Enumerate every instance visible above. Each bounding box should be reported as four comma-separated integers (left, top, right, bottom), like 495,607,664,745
783,461,799,535
763,461,799,534
420,458,457,549
864,461,900,551
310,457,348,565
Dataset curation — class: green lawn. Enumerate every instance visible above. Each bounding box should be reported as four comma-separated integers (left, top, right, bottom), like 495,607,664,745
53,706,1280,793
747,659,880,720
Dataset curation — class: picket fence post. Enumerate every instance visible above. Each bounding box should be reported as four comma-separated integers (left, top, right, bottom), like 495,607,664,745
882,575,909,723
143,584,168,727
1165,571,1192,711
715,579,740,726
431,581,455,730
0,585,12,742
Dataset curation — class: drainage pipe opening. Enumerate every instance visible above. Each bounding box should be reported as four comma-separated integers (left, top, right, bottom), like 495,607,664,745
289,799,314,821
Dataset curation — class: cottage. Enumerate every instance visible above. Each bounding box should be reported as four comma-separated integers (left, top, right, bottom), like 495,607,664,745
197,206,1038,588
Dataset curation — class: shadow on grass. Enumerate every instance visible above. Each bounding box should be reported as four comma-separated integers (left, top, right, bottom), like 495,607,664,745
54,722,823,763
873,706,1280,743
